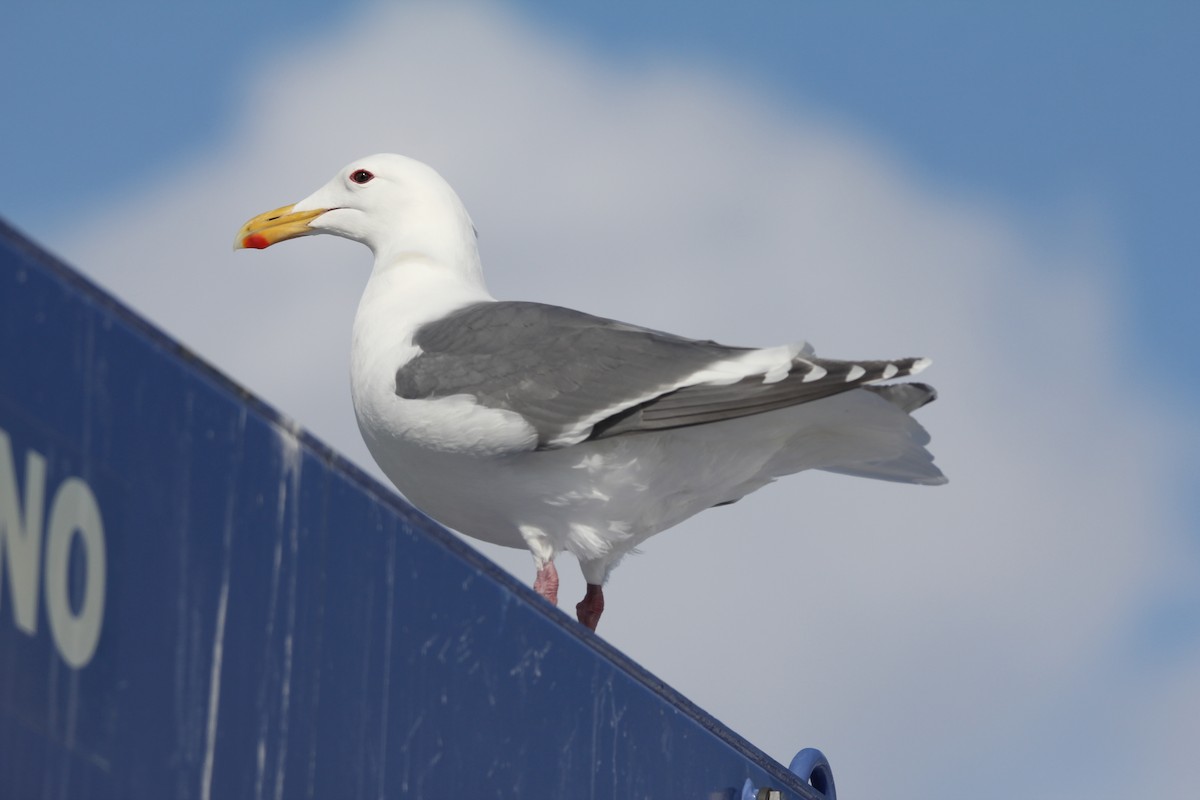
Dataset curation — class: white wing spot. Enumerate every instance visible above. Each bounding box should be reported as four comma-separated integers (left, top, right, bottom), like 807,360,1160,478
846,365,866,382
801,362,827,383
911,357,933,375
882,363,899,380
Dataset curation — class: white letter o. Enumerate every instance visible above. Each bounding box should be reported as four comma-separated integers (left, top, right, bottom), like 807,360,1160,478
45,478,106,668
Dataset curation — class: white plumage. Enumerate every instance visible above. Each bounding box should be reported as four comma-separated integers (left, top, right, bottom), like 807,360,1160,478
236,153,945,630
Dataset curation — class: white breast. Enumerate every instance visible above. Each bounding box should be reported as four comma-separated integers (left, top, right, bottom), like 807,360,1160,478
348,258,538,458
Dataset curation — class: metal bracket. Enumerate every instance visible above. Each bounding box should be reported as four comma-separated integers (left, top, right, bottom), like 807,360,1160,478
741,747,836,800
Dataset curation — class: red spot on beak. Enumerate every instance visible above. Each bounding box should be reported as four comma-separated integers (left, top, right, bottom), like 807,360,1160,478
243,233,270,250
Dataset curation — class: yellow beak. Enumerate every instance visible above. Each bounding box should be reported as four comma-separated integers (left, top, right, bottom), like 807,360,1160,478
234,204,328,250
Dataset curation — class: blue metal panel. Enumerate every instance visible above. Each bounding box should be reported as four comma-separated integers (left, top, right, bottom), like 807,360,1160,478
0,218,823,799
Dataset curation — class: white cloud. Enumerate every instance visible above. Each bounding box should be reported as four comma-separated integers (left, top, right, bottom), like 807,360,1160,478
59,3,1196,798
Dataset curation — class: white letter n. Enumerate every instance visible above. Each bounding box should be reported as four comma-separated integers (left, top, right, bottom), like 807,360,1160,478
0,428,46,635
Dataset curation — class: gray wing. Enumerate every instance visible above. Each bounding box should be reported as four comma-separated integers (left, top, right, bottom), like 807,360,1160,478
397,302,748,447
396,301,932,449
590,360,934,439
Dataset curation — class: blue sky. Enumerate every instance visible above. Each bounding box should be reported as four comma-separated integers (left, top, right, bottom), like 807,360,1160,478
5,1,1197,377
2,3,1197,798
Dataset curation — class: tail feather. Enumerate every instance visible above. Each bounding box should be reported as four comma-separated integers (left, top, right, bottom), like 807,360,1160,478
762,387,947,486
863,382,938,413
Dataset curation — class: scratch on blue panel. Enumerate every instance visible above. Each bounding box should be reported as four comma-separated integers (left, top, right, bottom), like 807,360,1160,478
254,422,305,800
274,423,302,800
200,408,243,800
481,662,498,708
435,637,453,665
508,642,552,681
588,671,617,800
377,529,397,800
254,458,286,800
173,391,196,775
419,634,440,659
455,627,476,666
558,723,579,791
608,691,628,798
200,542,230,800
399,712,426,793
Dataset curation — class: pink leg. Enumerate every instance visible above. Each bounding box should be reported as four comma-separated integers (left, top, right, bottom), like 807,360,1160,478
575,583,605,631
532,561,559,606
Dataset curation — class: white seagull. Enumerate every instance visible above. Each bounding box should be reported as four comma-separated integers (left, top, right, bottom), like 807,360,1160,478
235,154,945,631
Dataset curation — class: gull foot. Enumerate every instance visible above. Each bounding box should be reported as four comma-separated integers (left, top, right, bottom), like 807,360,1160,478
575,583,605,631
532,562,559,606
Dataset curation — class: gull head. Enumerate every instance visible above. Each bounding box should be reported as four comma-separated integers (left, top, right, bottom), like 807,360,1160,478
234,154,478,267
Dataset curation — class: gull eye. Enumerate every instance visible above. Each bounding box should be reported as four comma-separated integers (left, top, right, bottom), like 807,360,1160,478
350,169,374,185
